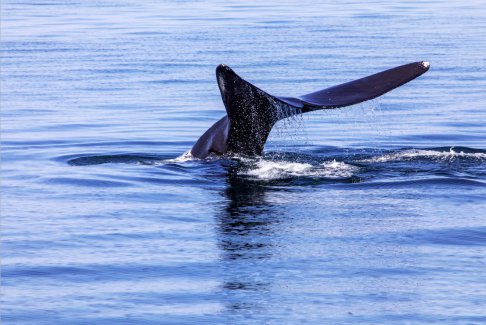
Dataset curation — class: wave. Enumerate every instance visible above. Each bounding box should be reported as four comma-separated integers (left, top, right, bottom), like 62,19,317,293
65,146,485,185
401,226,486,246
67,154,163,166
359,147,486,163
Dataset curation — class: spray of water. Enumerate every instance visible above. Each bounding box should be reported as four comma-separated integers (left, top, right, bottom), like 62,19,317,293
267,107,309,159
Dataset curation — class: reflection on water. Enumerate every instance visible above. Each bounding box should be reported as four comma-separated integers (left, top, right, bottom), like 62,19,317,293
217,168,276,315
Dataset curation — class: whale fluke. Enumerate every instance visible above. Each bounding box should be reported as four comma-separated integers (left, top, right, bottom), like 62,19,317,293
190,61,430,159
215,64,298,156
282,61,430,111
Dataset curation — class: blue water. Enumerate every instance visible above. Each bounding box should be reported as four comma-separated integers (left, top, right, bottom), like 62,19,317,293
2,0,486,324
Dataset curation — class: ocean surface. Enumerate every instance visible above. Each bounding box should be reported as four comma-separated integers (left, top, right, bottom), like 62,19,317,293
2,0,486,324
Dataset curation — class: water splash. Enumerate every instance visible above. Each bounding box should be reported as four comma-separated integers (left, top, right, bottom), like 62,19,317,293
267,108,309,158
163,151,196,163
242,158,359,180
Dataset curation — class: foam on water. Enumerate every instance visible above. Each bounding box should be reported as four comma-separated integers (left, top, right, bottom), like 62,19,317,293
163,150,196,163
244,159,359,180
362,147,486,163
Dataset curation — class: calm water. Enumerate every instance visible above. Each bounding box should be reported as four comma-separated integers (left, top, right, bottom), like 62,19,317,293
2,0,486,324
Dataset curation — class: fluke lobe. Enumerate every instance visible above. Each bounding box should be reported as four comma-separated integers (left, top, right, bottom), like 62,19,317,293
190,61,430,159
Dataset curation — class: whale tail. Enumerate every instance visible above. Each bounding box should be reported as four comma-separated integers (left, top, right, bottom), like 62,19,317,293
216,61,430,156
216,65,296,156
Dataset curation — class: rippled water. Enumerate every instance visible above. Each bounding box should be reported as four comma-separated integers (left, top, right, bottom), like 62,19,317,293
2,0,486,324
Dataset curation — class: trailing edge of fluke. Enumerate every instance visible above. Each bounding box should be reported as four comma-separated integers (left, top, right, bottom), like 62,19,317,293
190,61,430,159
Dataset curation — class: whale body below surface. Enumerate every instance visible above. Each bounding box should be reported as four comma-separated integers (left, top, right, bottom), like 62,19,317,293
190,61,430,159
